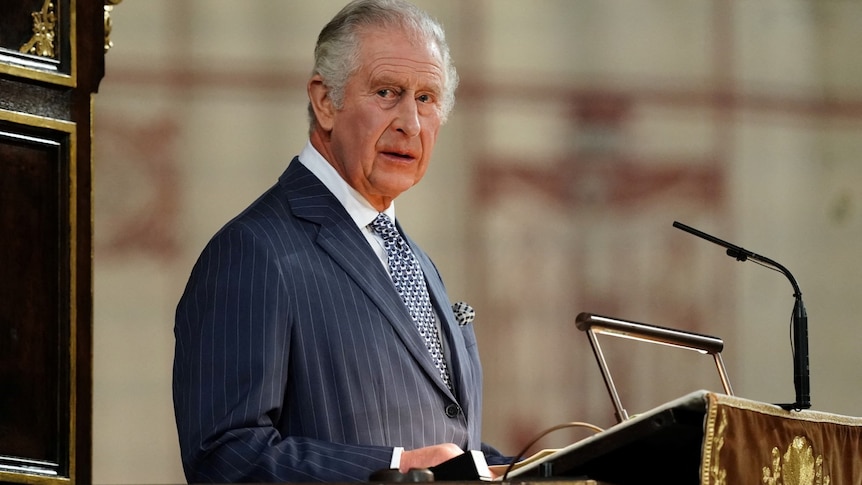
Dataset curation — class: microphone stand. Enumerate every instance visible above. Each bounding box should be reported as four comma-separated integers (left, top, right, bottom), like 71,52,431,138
673,221,811,410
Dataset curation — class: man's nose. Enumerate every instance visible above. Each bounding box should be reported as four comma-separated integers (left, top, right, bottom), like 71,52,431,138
393,97,421,137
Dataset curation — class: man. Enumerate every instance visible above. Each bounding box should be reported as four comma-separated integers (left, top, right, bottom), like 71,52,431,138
173,0,505,482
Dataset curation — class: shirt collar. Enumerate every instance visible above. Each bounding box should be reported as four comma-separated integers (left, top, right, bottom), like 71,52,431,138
297,141,396,228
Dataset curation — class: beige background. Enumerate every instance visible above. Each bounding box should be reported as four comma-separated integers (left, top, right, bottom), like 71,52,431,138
93,1,862,483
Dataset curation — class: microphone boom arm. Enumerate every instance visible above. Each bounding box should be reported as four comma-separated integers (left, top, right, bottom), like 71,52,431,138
673,221,810,410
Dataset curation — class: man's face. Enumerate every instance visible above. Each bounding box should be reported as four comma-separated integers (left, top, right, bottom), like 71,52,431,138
317,28,446,211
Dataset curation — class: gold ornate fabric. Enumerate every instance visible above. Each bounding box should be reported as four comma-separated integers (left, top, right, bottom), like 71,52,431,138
701,393,862,485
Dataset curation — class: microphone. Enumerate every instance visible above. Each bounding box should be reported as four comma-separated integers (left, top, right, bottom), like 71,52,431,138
673,221,810,410
452,301,475,326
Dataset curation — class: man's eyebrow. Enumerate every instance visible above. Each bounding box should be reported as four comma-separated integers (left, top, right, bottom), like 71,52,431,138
373,74,402,85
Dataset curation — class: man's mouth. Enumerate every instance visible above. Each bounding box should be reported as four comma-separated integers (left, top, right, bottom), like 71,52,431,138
383,150,414,160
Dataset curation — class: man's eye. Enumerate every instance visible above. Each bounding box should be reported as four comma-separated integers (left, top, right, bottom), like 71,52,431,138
417,94,432,103
377,89,395,98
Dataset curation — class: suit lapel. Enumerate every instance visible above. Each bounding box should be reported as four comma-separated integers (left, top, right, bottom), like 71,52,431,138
280,159,455,398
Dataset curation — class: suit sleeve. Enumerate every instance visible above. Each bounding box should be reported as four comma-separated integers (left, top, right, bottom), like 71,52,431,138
482,443,514,466
172,224,392,483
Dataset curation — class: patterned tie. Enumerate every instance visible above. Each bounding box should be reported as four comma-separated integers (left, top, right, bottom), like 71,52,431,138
371,213,452,390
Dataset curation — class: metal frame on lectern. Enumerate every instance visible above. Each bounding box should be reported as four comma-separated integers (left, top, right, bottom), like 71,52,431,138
575,312,733,423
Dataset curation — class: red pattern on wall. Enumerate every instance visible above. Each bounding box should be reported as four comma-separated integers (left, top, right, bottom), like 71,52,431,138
94,116,181,263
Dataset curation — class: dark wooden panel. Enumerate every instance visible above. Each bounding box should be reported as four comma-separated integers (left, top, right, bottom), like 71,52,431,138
0,124,72,477
0,78,72,120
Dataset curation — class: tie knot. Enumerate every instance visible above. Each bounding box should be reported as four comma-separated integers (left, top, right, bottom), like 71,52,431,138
371,213,399,243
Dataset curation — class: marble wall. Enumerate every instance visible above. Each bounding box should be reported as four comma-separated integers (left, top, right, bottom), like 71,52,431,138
93,1,862,483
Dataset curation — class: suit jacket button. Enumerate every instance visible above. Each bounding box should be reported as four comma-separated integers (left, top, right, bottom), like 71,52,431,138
444,403,461,418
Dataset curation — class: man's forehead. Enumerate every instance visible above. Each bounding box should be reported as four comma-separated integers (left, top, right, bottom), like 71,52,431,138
360,40,444,84
369,57,443,77
358,26,442,62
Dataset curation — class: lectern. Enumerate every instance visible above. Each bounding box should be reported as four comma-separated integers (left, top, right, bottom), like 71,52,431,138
506,312,862,483
507,390,862,484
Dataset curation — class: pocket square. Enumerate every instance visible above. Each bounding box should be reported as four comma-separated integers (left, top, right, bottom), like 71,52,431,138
451,301,475,326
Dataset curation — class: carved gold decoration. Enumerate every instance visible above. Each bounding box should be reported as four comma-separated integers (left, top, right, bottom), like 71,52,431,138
104,0,123,53
20,0,58,58
762,436,831,485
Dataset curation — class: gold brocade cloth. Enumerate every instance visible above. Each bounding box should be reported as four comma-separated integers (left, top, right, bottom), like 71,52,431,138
701,393,862,485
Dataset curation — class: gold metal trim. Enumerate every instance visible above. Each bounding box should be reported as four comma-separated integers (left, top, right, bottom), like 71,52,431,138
67,121,78,485
20,0,59,58
0,473,71,485
0,109,75,132
0,108,78,485
0,0,76,87
104,0,122,53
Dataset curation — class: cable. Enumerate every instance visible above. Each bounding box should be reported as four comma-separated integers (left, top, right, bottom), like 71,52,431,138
501,421,604,481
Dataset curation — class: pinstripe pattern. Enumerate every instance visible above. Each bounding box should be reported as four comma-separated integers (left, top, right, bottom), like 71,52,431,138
173,159,494,483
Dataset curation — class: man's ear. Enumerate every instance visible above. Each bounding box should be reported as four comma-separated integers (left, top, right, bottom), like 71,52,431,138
308,75,335,131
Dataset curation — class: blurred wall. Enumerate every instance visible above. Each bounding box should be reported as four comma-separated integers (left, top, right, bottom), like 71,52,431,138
93,1,862,483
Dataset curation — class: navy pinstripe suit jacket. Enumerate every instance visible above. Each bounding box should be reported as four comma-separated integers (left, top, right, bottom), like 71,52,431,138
173,158,499,483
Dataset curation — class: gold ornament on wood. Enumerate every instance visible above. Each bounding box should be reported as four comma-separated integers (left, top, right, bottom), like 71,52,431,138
104,0,123,53
19,0,57,58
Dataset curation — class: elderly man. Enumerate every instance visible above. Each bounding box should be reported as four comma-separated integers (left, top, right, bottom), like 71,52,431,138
173,0,506,482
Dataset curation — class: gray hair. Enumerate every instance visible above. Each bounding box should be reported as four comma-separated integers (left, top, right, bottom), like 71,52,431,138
308,0,459,127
